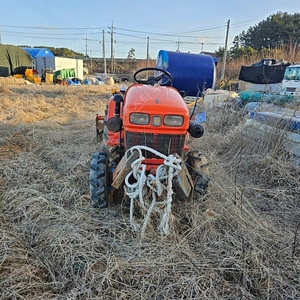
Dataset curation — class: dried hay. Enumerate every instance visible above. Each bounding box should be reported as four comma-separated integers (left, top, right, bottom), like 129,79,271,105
0,85,299,299
0,84,117,124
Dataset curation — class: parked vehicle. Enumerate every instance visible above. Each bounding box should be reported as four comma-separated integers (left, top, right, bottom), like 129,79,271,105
281,64,300,96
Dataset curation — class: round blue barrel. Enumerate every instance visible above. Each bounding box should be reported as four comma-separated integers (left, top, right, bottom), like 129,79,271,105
156,50,216,97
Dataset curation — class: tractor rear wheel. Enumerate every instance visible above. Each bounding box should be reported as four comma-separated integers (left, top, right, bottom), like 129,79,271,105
89,151,109,208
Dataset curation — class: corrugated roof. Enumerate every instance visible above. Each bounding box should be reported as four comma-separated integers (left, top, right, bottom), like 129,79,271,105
23,48,54,58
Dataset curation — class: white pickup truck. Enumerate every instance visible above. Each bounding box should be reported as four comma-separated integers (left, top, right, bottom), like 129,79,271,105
281,64,300,96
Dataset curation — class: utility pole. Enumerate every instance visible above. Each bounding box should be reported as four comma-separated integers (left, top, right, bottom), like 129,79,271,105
90,50,92,70
85,36,88,57
220,19,230,80
201,42,204,53
108,21,115,74
102,29,106,76
146,36,150,67
176,39,181,52
0,29,2,45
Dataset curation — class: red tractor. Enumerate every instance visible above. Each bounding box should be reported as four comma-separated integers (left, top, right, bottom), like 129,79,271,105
90,67,209,209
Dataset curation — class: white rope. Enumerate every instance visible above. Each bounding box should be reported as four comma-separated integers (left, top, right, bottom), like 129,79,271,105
124,145,182,239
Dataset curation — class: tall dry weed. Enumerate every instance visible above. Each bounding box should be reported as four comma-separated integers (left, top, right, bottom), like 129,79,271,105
0,85,299,299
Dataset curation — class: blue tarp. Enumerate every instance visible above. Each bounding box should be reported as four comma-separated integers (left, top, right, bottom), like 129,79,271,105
67,78,81,85
83,78,92,85
23,48,54,58
249,111,300,132
195,112,207,123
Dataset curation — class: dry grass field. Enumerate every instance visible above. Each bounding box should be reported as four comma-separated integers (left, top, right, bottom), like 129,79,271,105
0,83,299,299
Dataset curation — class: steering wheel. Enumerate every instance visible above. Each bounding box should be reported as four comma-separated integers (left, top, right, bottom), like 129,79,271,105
133,67,172,86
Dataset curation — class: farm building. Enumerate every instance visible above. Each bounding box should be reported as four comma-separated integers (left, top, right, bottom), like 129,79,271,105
23,47,54,75
53,56,84,80
23,47,84,80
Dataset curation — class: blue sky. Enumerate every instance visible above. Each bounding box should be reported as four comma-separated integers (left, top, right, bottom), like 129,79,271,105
1,0,299,59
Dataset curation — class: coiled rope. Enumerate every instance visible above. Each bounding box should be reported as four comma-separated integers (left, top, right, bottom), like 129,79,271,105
124,145,182,239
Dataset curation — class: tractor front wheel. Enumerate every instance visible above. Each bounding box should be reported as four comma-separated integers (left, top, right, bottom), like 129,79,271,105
89,151,110,208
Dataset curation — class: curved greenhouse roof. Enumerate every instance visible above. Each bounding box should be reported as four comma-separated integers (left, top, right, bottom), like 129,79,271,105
23,48,54,58
0,44,32,76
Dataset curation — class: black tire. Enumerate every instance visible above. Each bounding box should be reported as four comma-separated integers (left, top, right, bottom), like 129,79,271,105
89,151,109,208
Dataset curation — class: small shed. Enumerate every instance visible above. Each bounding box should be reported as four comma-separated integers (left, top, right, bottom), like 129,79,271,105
23,47,54,75
54,56,84,80
23,47,83,80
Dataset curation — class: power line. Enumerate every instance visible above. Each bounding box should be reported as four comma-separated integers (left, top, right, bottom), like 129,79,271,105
17,0,74,28
0,24,97,30
1,30,101,36
0,24,228,42
0,17,243,58
0,23,227,39
2,27,229,45
115,25,227,39
1,32,99,41
0,15,266,35
2,29,227,46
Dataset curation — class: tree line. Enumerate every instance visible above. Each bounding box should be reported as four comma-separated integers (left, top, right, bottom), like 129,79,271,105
217,12,300,60
215,12,300,82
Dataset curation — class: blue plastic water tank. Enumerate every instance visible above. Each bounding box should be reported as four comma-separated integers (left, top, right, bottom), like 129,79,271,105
156,50,216,97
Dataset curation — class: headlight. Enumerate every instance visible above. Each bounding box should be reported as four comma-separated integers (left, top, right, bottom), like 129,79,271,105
164,115,184,127
130,113,149,125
